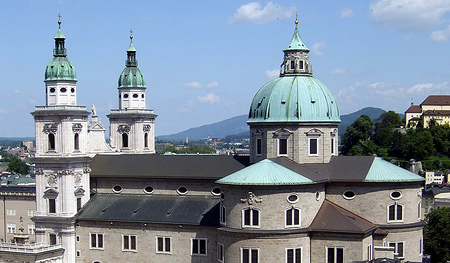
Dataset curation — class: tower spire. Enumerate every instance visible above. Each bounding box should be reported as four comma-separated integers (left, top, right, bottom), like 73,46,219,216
58,13,62,28
126,29,137,67
295,12,298,28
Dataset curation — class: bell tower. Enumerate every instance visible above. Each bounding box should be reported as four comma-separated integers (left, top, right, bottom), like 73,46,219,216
108,31,157,153
31,16,91,263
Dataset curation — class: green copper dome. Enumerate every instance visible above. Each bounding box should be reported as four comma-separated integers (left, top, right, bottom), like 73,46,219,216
118,38,146,89
44,23,77,82
248,20,340,124
248,76,340,123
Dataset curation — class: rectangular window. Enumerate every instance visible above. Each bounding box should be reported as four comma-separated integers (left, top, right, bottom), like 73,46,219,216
290,61,295,70
218,243,224,262
7,210,15,216
49,199,56,213
242,248,259,263
77,198,82,211
309,138,318,155
279,138,288,155
286,248,301,263
28,225,35,235
49,234,57,245
220,204,226,225
327,247,343,263
286,208,300,227
243,208,260,227
192,238,207,256
367,244,372,261
256,138,262,155
7,224,16,234
331,138,335,154
388,242,404,258
123,235,137,251
90,233,104,249
156,236,171,253
27,210,36,217
299,60,304,70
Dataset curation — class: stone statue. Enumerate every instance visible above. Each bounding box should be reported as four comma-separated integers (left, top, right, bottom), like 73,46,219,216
91,104,97,116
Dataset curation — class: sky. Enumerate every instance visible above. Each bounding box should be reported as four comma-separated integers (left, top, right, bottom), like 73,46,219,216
1,0,450,138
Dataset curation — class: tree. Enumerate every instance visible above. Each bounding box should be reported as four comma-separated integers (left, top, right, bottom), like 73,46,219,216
373,111,402,148
424,207,450,262
340,115,373,155
7,157,29,174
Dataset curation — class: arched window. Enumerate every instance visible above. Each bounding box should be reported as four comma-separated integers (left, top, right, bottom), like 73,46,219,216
242,207,260,227
388,203,404,222
122,133,128,148
74,133,79,150
48,133,55,150
144,133,148,148
286,207,301,227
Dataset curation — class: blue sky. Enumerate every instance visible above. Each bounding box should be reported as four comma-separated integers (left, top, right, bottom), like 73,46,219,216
1,0,450,137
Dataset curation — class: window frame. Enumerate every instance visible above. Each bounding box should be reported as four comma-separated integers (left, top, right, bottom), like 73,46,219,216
7,223,16,234
286,247,302,263
156,236,171,254
388,241,404,259
218,243,224,262
49,233,57,245
308,137,319,156
256,138,262,156
285,207,301,228
278,138,288,156
191,238,207,256
90,233,104,250
242,207,261,228
241,247,259,263
48,198,56,214
326,246,344,263
220,203,226,225
122,235,137,252
387,202,404,222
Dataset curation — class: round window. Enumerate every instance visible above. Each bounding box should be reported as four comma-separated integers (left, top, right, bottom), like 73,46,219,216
71,88,75,93
287,194,299,203
60,87,67,93
315,191,320,201
211,187,221,196
112,185,122,193
177,186,188,195
220,193,225,200
124,94,129,98
50,88,56,93
390,191,402,199
343,190,356,200
144,186,154,194
141,94,145,98
133,94,138,98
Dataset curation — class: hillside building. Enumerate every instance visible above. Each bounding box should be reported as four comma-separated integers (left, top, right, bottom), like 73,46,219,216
0,17,425,263
405,95,450,128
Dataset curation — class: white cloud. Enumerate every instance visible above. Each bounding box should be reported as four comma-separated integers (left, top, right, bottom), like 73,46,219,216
340,8,353,18
13,89,24,94
407,82,449,94
177,100,194,113
331,68,346,75
0,108,8,114
312,42,325,56
197,93,220,104
205,81,219,88
431,25,450,41
229,2,295,25
184,81,218,89
370,0,450,31
265,69,279,79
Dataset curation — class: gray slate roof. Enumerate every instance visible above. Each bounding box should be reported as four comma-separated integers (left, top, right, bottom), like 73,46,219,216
77,194,220,226
90,154,249,179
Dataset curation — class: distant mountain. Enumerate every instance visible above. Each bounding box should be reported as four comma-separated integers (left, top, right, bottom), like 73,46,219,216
339,107,386,136
157,115,249,141
157,107,389,141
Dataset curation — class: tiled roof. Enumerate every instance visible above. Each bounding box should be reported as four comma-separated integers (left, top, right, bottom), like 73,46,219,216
309,200,378,234
405,105,421,113
90,154,249,179
421,95,450,106
422,110,450,116
77,194,220,226
216,159,314,185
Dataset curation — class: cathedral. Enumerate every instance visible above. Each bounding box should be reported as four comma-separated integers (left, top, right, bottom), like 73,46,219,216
0,17,424,263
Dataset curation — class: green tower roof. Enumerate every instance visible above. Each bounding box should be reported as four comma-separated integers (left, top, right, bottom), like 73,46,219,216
216,159,314,185
118,32,146,89
284,27,309,51
364,157,424,182
44,17,77,82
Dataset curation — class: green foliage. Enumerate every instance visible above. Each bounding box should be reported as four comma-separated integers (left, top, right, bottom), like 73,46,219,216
424,207,450,262
7,157,29,174
373,111,402,148
160,144,215,154
340,115,373,155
